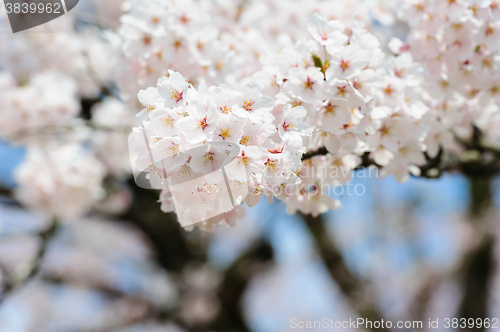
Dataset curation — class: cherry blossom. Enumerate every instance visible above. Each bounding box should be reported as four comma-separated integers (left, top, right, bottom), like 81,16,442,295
129,71,315,231
14,144,106,219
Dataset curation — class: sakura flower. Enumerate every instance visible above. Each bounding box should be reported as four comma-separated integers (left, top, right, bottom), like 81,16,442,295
285,179,341,217
137,87,162,122
483,20,500,51
188,143,234,175
176,102,217,143
148,108,184,137
283,67,327,103
326,44,370,79
307,13,348,48
385,142,426,182
212,114,246,143
126,10,451,231
151,137,188,172
325,153,361,185
225,146,266,183
231,82,275,124
239,122,277,148
244,174,275,208
184,205,247,233
348,69,382,102
387,53,422,85
335,127,363,152
318,99,352,132
323,133,341,154
157,70,190,108
367,117,408,152
278,105,313,147
252,65,284,97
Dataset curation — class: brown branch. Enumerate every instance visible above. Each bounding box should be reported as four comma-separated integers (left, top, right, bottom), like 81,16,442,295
122,182,268,332
457,177,495,328
301,140,500,179
300,213,388,332
208,239,273,332
409,176,495,325
0,186,13,199
301,147,328,161
0,218,59,306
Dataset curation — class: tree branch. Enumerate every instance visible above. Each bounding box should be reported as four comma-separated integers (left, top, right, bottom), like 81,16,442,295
208,239,273,332
457,177,495,329
300,213,388,332
301,147,329,161
0,218,59,305
301,140,500,179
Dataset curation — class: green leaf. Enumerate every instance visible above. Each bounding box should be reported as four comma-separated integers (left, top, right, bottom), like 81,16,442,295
312,54,323,69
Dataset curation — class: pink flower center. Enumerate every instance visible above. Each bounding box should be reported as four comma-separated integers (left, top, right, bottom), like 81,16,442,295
243,99,256,112
198,117,208,129
304,77,314,89
170,89,184,102
340,59,350,71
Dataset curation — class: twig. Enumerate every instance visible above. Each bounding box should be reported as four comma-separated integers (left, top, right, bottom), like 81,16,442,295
300,143,500,179
0,218,59,305
301,147,329,161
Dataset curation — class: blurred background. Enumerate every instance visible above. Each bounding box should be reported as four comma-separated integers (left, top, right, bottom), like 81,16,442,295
1,0,500,331
2,151,499,331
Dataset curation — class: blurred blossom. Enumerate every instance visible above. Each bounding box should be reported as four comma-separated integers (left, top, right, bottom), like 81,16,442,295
0,208,181,331
113,0,393,105
91,98,135,178
178,292,220,326
119,322,186,332
0,280,152,332
14,143,106,219
0,0,500,331
0,12,114,98
182,263,221,292
0,71,80,141
43,218,178,306
93,181,133,215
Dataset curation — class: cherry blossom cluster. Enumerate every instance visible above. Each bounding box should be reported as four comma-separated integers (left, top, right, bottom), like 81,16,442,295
0,12,115,98
7,0,500,230
114,0,392,105
0,12,133,220
14,143,106,219
395,0,500,152
0,71,80,140
129,70,314,232
127,12,442,229
250,13,432,218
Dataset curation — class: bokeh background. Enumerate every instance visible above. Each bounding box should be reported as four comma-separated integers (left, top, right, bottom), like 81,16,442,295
2,149,499,331
1,0,500,331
